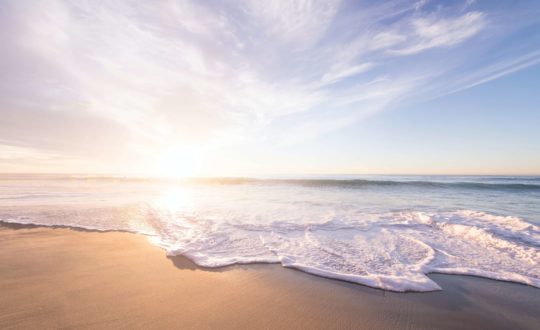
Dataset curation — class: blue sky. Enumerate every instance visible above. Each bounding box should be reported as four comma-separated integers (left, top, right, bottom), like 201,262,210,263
0,0,539,175
272,64,540,175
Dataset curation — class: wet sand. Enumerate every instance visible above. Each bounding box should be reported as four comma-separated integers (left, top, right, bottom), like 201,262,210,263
1,223,539,329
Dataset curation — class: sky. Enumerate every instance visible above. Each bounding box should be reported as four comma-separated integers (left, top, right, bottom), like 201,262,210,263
1,0,539,176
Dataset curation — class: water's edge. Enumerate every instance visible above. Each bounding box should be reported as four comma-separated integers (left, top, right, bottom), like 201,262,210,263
2,218,539,293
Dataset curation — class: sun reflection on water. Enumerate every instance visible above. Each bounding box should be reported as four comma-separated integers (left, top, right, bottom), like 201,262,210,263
154,186,192,213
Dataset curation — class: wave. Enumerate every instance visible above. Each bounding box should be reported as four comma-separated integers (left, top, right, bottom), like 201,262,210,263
2,208,539,292
2,174,540,191
268,179,540,191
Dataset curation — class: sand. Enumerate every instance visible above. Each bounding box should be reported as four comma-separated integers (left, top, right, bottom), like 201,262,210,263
0,223,539,329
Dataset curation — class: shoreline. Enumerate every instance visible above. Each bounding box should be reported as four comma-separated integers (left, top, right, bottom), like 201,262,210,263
1,223,539,329
2,220,539,293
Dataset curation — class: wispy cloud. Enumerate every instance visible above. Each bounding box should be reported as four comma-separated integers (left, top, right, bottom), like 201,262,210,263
243,0,341,48
440,49,540,96
388,11,486,55
321,62,375,85
0,0,539,173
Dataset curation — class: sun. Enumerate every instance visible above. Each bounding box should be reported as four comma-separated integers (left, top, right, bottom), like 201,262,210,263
155,147,201,178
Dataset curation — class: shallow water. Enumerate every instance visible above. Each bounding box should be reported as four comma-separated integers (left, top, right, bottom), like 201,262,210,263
1,174,539,291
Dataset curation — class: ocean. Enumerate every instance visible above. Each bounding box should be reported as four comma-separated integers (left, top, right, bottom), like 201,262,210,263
1,174,539,292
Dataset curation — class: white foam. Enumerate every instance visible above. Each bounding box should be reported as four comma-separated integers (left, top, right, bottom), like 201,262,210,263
136,209,539,292
1,178,539,292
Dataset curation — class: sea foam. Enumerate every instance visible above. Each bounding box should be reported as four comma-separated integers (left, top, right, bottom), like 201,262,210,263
1,175,539,292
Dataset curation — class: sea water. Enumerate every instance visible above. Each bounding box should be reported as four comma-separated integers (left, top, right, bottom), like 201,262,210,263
1,174,538,292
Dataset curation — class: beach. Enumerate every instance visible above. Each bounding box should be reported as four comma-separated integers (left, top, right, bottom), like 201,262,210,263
1,223,539,329
2,0,540,328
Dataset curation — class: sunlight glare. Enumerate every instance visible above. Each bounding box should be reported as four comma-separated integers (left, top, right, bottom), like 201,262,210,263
155,186,191,213
155,147,200,178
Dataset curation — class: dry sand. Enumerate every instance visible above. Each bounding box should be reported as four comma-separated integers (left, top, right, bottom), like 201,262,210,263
1,223,539,329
